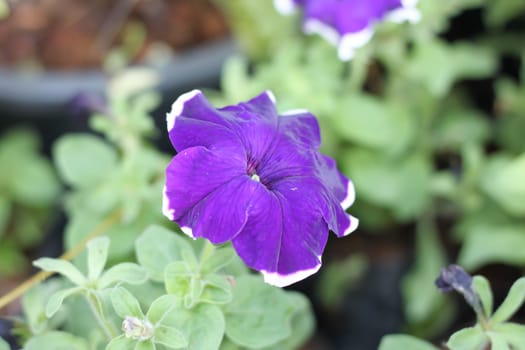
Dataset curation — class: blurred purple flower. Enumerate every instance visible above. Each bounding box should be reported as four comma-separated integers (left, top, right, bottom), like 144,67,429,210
436,264,473,294
69,92,108,117
274,0,420,60
162,90,358,287
436,264,484,315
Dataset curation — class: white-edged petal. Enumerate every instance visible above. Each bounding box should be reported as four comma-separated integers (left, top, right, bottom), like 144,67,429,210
273,0,297,15
340,180,356,209
304,19,340,46
180,226,195,239
343,214,359,236
262,262,322,287
162,185,175,221
338,27,374,61
166,89,201,132
265,90,277,104
281,108,309,116
386,7,421,23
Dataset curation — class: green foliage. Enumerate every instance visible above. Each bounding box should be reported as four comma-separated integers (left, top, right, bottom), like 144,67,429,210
22,225,313,350
0,128,60,276
52,91,168,262
4,0,525,348
24,331,89,350
402,222,453,337
445,275,525,350
224,275,295,348
378,334,438,350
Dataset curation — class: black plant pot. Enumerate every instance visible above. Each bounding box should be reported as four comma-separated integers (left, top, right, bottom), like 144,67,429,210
0,38,237,142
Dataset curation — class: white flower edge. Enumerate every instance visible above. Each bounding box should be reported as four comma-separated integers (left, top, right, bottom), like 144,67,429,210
262,261,321,287
273,0,297,15
166,89,201,132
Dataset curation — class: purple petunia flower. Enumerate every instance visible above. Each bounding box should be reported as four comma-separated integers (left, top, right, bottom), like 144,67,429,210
274,0,420,61
162,90,358,287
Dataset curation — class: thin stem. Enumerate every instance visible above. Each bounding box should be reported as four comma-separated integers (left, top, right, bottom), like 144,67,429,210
85,291,118,339
345,47,371,92
476,307,491,332
200,240,216,263
0,209,122,312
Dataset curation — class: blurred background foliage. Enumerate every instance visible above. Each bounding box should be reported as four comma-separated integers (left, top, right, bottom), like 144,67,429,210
0,0,525,348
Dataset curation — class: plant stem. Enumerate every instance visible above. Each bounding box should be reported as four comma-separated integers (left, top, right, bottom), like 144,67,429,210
200,240,216,263
0,209,122,312
346,46,371,92
85,291,117,339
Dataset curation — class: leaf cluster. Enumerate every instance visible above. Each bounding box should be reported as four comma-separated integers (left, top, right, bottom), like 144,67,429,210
0,128,60,277
11,225,313,350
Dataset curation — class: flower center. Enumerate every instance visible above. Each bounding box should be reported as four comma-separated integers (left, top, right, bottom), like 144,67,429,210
246,156,260,182
122,316,154,341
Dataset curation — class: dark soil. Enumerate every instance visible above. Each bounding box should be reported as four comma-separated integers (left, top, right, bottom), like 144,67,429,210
0,0,230,69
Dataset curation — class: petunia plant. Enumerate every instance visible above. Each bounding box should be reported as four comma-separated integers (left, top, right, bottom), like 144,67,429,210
3,0,525,347
107,287,187,350
33,237,148,331
0,128,60,277
11,225,314,350
378,265,525,350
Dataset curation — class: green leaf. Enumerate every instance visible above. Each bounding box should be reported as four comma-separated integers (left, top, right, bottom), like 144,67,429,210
201,247,236,275
164,261,194,298
46,286,82,318
154,325,188,349
491,277,525,324
134,340,156,350
163,301,225,350
136,225,195,281
24,331,89,350
53,134,117,188
10,156,60,206
333,94,413,154
0,196,10,239
146,294,178,324
378,334,439,350
98,263,148,289
87,236,110,281
447,326,488,350
0,337,9,350
480,154,525,216
494,323,525,350
432,108,491,151
485,0,525,28
224,275,294,348
185,277,205,308
459,226,525,269
488,332,511,350
407,40,496,97
262,292,315,350
473,276,493,318
200,274,233,305
106,335,135,350
33,258,86,286
402,223,447,325
0,240,27,276
343,150,431,220
111,286,144,318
